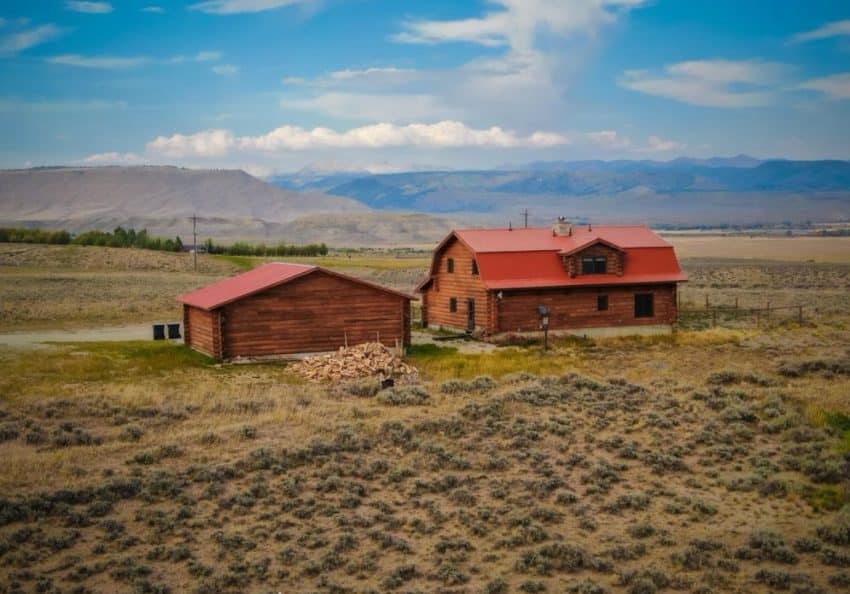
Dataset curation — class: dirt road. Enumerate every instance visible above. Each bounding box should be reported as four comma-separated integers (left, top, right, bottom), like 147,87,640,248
0,324,155,348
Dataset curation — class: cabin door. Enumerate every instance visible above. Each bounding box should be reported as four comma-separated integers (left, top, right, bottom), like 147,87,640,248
466,298,475,332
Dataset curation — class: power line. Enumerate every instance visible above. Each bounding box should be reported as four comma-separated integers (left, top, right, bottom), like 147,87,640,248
192,213,197,271
520,208,529,228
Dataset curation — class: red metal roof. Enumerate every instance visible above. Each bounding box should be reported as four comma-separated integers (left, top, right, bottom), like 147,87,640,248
451,225,672,253
420,225,687,291
179,262,414,311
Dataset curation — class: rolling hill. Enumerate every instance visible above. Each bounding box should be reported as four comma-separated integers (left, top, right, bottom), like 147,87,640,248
0,166,373,243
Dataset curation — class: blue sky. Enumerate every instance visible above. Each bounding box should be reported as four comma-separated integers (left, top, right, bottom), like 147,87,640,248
1,0,849,175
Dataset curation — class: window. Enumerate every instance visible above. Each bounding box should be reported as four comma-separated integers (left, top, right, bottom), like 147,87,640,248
472,259,479,275
449,297,457,313
634,293,654,318
597,295,608,311
581,256,607,274
446,258,454,273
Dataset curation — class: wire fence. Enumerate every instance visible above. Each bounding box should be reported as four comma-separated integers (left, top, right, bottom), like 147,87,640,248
679,299,805,330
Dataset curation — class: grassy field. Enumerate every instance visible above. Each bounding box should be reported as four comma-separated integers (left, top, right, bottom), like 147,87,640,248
1,239,850,593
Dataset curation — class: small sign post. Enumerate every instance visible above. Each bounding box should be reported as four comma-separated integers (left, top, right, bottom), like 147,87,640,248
538,305,550,351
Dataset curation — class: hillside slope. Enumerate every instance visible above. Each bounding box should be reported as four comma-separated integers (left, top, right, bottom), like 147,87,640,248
0,167,368,239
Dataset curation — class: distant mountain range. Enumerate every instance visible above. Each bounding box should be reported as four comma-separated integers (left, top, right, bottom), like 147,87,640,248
1,159,849,247
270,157,850,226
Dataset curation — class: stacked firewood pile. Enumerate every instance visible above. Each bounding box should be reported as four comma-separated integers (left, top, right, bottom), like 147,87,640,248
290,342,417,382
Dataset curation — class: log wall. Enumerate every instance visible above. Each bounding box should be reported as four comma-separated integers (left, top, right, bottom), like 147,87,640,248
220,270,409,358
496,284,677,333
422,238,489,331
183,305,223,358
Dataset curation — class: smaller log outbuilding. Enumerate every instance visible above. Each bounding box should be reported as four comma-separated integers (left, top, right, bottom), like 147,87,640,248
178,263,414,360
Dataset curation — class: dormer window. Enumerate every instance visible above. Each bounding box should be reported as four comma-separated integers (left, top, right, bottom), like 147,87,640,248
447,258,454,273
582,256,607,274
472,259,479,275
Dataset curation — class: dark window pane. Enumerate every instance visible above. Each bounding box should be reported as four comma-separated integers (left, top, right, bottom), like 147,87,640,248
634,293,654,318
447,258,454,273
472,260,479,275
581,257,595,274
449,297,457,312
597,295,608,311
594,257,607,274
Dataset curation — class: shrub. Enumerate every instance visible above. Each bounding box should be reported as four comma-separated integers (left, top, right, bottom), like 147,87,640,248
376,386,430,406
706,370,739,385
817,509,850,545
754,569,791,589
343,377,382,398
516,543,589,575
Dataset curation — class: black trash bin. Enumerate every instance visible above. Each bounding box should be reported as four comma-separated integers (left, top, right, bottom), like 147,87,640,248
167,323,181,339
152,323,166,340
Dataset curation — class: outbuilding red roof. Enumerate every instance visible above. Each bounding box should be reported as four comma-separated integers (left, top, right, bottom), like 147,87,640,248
179,262,415,311
420,225,687,291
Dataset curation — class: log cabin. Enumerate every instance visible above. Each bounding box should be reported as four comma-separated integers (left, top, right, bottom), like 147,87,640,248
178,263,414,360
417,220,688,337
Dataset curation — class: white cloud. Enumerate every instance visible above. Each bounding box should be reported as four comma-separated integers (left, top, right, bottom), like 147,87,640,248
141,6,164,13
65,1,113,13
619,59,787,107
0,24,62,55
195,51,222,62
644,135,685,152
47,54,151,69
147,129,236,158
798,73,850,100
585,130,630,150
190,0,312,15
82,152,145,165
212,64,239,75
283,93,455,123
790,19,850,44
146,121,569,158
329,67,417,81
393,0,647,52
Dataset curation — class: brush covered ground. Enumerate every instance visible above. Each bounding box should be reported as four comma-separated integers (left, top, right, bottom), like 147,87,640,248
0,241,849,594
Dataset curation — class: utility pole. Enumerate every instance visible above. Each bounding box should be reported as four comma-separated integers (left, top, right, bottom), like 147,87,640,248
192,213,197,271
521,208,529,228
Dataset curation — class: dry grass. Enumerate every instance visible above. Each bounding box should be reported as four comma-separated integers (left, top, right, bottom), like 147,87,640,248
668,236,850,262
1,242,850,593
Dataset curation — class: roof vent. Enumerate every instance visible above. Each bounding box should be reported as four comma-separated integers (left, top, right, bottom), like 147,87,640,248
552,216,572,237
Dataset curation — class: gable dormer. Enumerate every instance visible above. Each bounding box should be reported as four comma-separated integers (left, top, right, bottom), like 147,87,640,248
559,238,625,278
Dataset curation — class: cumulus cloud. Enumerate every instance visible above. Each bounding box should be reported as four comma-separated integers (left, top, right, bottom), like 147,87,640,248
644,135,685,152
798,73,850,100
82,152,145,165
190,0,312,14
212,64,239,75
790,19,850,44
147,129,235,158
329,67,417,81
0,24,62,55
584,130,631,150
146,121,569,158
65,1,113,13
47,54,152,69
141,6,164,13
619,59,787,107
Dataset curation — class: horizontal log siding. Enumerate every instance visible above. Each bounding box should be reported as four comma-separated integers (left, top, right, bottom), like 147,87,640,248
184,305,221,358
422,238,489,331
221,271,408,357
497,284,677,333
